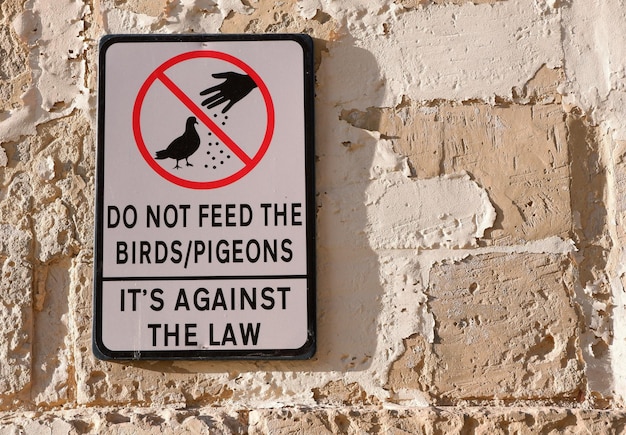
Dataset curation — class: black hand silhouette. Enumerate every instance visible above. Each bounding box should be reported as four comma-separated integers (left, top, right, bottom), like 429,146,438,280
200,72,258,114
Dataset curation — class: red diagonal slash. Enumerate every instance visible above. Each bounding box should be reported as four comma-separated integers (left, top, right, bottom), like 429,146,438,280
157,72,253,165
133,50,274,190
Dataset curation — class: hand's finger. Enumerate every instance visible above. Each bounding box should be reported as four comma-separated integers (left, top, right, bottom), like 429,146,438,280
212,72,234,79
222,99,236,113
199,85,222,96
205,96,228,110
201,94,226,106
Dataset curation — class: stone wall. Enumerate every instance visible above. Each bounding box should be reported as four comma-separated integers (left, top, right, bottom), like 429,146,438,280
1,0,626,432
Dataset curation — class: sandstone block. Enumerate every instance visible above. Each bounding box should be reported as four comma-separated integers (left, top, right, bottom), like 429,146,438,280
312,380,380,406
2,406,626,434
0,223,33,409
397,101,570,244
388,253,585,404
342,68,571,245
248,407,626,434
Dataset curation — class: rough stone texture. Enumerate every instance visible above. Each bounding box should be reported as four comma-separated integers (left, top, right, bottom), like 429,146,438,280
219,0,339,70
0,0,30,114
1,0,626,430
248,407,626,434
342,67,571,245
312,381,381,407
0,223,32,408
113,0,168,17
0,406,625,434
388,253,585,405
398,0,506,7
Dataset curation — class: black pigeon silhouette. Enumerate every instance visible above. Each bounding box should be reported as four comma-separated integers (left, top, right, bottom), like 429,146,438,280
155,116,200,169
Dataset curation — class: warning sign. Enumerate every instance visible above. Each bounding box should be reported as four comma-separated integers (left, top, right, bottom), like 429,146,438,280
133,50,275,189
94,34,316,360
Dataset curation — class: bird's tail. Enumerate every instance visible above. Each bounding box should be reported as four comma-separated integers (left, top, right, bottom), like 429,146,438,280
155,150,169,159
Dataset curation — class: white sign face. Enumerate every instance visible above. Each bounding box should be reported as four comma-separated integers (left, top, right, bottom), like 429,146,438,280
94,35,315,360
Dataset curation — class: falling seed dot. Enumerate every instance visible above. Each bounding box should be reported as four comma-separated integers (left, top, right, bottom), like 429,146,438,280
225,116,228,120
208,132,212,136
220,150,224,154
212,157,216,160
213,166,217,169
222,122,226,126
227,155,231,159
204,164,208,168
213,114,218,117
220,161,224,164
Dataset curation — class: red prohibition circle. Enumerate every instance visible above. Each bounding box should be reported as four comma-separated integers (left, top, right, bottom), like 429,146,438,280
132,51,275,189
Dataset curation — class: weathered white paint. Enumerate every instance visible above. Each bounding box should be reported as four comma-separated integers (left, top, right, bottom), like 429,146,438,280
299,0,563,106
2,0,626,410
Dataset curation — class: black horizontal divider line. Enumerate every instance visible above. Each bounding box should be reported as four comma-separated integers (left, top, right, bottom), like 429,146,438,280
101,274,308,282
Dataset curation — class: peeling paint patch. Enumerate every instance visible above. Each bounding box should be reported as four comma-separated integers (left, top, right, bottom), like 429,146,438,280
388,253,585,405
305,1,562,106
366,171,496,249
344,73,572,245
2,0,89,144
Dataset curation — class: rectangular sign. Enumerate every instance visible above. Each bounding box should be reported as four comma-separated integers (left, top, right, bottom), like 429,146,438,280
94,34,315,360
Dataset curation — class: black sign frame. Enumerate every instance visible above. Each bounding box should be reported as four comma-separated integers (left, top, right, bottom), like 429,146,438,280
94,34,316,360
